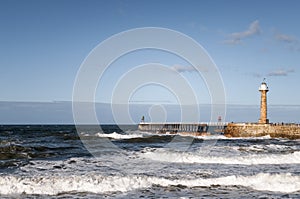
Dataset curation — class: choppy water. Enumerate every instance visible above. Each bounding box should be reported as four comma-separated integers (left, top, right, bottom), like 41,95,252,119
0,125,299,198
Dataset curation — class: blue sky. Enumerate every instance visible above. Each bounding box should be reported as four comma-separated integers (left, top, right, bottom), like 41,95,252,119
1,0,300,105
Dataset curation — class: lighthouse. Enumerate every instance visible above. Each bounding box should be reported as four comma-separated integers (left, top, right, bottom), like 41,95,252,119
258,80,269,124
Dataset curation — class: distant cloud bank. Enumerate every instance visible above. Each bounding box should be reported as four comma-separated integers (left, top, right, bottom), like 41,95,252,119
0,102,299,124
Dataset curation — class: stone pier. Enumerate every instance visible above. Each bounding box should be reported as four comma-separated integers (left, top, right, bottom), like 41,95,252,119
224,123,300,139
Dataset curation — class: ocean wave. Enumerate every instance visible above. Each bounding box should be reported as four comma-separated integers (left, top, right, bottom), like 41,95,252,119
81,131,275,140
0,173,299,195
141,149,300,165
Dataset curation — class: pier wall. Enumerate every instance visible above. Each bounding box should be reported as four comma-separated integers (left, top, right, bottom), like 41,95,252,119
224,123,300,139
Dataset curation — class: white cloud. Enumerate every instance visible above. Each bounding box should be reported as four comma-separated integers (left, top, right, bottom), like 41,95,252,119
268,69,295,76
248,69,295,78
275,32,300,52
224,20,261,45
275,33,297,43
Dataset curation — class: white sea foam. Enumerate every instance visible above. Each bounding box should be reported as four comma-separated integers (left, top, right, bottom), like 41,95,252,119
93,132,144,139
0,173,299,195
141,149,300,165
217,135,272,140
178,134,272,140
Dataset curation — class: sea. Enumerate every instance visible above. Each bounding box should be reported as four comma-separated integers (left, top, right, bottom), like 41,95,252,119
0,125,299,198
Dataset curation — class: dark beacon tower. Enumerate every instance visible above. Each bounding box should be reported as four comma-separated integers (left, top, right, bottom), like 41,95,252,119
258,80,269,124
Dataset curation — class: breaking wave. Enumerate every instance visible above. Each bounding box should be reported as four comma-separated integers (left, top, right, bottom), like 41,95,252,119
141,149,300,165
83,132,144,140
0,173,299,195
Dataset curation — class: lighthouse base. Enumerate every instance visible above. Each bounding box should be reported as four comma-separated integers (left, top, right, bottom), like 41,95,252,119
258,119,269,124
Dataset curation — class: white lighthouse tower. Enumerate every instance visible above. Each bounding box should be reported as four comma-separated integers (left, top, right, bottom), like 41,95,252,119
258,80,269,124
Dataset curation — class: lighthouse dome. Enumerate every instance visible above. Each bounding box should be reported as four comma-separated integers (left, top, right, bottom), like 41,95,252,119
259,82,269,91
